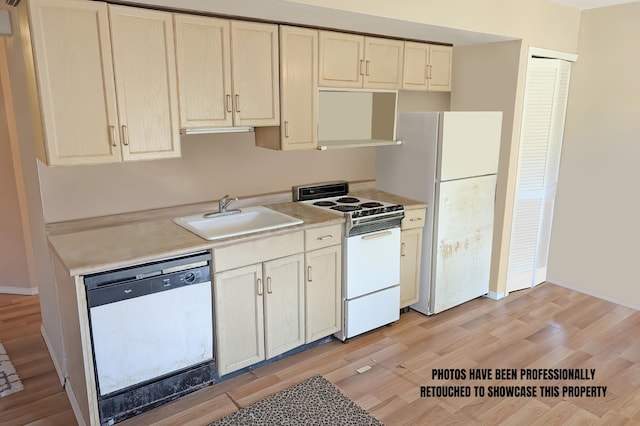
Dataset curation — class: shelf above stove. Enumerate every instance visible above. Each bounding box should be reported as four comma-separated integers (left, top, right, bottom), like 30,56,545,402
317,139,402,151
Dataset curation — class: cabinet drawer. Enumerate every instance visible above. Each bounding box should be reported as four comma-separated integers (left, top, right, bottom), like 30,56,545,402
305,224,342,251
213,231,304,272
401,209,426,230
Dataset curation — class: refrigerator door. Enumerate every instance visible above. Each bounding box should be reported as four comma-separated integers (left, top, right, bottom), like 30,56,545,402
430,174,496,314
438,112,502,181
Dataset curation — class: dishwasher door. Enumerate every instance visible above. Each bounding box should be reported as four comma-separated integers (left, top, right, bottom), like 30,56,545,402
86,254,213,396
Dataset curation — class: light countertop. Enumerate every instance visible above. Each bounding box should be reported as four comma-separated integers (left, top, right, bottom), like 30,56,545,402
48,188,427,277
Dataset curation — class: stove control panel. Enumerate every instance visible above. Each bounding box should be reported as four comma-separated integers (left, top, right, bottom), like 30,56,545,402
351,204,404,218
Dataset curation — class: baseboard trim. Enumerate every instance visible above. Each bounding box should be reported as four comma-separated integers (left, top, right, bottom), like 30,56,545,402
40,325,64,384
0,285,39,295
548,279,640,311
485,291,507,300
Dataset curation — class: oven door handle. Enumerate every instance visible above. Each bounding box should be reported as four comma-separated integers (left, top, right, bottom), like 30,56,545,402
361,230,393,240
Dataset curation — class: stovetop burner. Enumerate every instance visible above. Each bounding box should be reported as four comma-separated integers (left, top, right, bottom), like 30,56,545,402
360,202,384,208
331,205,363,212
313,200,337,207
335,197,360,204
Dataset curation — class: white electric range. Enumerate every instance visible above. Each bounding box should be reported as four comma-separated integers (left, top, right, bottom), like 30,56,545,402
293,181,404,341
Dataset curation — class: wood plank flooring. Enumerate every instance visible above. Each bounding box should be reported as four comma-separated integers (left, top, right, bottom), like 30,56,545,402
2,283,640,425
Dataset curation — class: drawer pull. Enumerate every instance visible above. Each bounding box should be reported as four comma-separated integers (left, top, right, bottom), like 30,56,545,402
410,217,422,222
226,94,232,113
307,266,312,282
362,230,392,240
108,125,117,147
317,235,333,241
121,125,129,146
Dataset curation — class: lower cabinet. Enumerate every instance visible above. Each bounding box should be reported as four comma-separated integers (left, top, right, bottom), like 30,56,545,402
214,254,304,376
399,209,426,308
305,245,341,343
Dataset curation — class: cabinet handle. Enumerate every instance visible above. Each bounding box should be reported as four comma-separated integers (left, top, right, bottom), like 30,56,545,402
362,230,392,240
359,59,365,76
307,266,312,282
425,65,429,82
284,121,290,138
108,125,117,147
267,276,272,294
235,94,240,113
317,235,333,241
410,217,422,222
121,125,129,146
428,65,433,80
401,242,406,257
257,278,263,295
366,60,370,76
226,94,232,113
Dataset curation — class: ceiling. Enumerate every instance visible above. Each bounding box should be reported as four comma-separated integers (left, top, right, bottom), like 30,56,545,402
548,0,639,9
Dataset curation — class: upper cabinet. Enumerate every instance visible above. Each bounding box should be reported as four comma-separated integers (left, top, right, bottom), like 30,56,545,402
27,0,180,165
174,15,233,128
109,5,181,161
255,26,317,151
403,42,452,92
319,31,404,90
174,16,280,128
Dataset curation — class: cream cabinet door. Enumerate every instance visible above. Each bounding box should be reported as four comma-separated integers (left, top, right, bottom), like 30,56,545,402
109,5,180,161
174,15,232,128
400,228,422,308
263,254,305,359
214,264,265,376
363,37,404,90
28,0,121,165
230,21,280,126
279,26,317,150
403,42,430,91
318,31,364,88
305,245,341,343
402,42,452,92
428,45,453,92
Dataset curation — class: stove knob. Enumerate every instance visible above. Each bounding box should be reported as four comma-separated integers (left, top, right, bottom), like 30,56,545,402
353,211,360,218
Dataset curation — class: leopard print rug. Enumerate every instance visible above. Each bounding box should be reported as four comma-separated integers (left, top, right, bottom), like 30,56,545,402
210,375,384,425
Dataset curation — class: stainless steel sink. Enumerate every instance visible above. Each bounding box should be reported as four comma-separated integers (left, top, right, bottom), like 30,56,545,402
174,206,303,241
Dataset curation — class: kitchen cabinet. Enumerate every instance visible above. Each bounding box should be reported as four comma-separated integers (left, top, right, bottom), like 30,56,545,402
403,42,453,92
400,209,426,308
213,232,305,376
319,31,404,90
109,5,181,161
174,17,279,128
26,0,180,165
255,25,318,150
174,15,233,128
304,225,342,342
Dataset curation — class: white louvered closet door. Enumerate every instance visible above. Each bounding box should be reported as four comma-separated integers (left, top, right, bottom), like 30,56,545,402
507,58,571,292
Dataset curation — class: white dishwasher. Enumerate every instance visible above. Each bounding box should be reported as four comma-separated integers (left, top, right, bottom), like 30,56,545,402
84,251,215,425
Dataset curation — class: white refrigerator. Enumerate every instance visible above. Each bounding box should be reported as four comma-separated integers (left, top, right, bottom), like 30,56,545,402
376,111,502,314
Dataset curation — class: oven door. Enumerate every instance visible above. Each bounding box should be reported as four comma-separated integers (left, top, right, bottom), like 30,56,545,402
344,227,401,299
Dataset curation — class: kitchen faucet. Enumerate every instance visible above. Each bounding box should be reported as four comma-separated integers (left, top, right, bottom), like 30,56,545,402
203,194,240,218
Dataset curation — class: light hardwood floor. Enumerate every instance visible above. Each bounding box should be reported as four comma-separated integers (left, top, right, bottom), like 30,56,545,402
1,283,640,425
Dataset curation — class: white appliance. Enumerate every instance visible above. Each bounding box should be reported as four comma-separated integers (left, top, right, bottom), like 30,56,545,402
376,111,502,314
293,182,404,340
85,252,215,424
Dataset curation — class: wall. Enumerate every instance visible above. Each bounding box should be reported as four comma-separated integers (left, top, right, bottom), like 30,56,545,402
450,40,523,297
0,41,35,294
548,2,640,308
38,90,449,223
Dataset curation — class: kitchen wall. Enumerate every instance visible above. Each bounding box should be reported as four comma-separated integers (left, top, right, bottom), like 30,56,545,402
0,41,35,294
548,2,640,308
38,91,450,223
